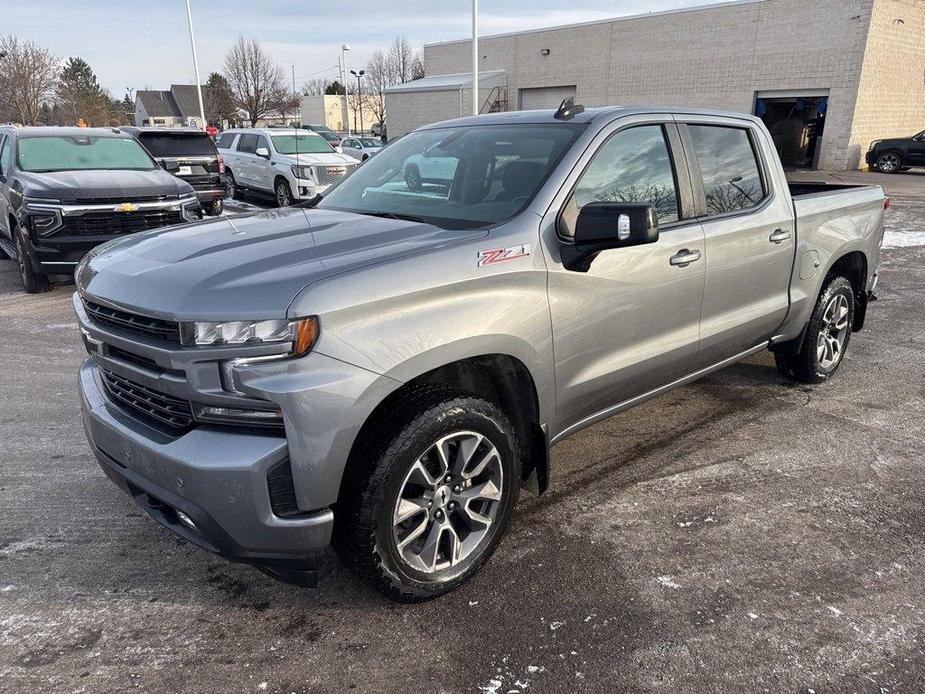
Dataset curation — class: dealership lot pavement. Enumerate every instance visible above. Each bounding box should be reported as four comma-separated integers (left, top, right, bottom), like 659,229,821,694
2,172,924,693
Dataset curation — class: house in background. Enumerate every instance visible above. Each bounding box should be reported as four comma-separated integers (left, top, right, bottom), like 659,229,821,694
134,85,214,128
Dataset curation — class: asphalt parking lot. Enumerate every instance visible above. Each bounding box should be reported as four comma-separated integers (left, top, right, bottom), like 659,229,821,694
2,171,924,694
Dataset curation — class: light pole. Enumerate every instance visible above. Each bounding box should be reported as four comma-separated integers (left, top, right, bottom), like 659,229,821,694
472,0,479,116
184,0,206,129
350,69,365,133
341,44,352,135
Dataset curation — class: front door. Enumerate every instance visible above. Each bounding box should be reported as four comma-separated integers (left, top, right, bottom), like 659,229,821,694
908,132,925,166
679,117,796,364
546,120,706,435
252,134,274,192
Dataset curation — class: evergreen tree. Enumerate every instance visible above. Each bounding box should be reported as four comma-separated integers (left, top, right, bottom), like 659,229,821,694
57,57,108,125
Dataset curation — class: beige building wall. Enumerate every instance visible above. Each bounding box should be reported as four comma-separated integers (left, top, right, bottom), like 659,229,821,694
423,0,899,170
851,0,925,166
301,95,384,132
385,87,497,138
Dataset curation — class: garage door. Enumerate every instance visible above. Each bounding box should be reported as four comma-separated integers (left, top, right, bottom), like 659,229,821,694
518,86,577,111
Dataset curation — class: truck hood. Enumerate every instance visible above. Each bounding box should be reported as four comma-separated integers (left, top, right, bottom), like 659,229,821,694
76,208,476,321
19,168,192,201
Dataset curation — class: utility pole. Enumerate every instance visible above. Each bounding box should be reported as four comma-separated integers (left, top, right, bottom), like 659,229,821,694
472,0,479,116
341,44,352,135
184,0,206,129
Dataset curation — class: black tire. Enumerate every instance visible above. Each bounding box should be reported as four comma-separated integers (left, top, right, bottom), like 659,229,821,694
14,223,50,294
206,199,224,216
404,163,422,192
275,178,293,207
334,386,522,602
224,171,241,200
774,275,854,383
874,150,903,174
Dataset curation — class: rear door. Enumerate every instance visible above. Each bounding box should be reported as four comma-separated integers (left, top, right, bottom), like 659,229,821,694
234,134,259,187
545,116,706,433
679,116,796,364
908,132,925,166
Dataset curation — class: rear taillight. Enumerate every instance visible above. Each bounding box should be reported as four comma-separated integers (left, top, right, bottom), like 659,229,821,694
884,197,891,210
217,154,225,174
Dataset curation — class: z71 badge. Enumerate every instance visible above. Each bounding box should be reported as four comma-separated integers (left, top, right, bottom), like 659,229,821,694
477,243,531,267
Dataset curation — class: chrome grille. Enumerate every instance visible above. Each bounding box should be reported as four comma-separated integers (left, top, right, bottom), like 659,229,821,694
313,163,352,186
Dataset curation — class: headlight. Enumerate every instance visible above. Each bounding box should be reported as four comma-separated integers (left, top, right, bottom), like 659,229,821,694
180,197,201,222
179,316,318,355
27,210,64,237
291,165,314,180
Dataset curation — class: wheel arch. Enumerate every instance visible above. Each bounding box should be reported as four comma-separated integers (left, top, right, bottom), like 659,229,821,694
827,249,869,331
339,353,549,508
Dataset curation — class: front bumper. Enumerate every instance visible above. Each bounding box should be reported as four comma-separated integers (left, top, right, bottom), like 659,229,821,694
79,359,333,586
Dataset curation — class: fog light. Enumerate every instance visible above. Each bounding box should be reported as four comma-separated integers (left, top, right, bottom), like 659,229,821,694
193,403,284,428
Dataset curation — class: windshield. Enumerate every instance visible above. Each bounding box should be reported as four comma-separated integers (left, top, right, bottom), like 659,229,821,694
306,124,333,133
18,135,155,173
359,138,381,148
271,134,334,155
138,132,216,157
317,124,583,229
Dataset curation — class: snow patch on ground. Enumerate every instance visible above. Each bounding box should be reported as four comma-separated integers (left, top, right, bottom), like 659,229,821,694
657,575,681,589
882,230,925,248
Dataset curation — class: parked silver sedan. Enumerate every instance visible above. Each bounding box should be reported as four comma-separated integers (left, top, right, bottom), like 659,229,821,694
340,136,383,161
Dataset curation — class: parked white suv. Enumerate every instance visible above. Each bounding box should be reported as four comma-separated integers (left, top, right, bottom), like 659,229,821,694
216,128,356,206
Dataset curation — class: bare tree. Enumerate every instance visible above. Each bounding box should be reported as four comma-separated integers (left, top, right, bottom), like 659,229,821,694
301,78,329,96
221,36,292,126
388,37,416,84
0,35,59,124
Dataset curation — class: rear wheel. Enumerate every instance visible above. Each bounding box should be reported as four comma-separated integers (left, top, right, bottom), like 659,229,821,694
774,275,854,383
335,387,522,602
207,199,224,216
14,224,50,294
275,179,293,207
874,150,903,174
404,164,422,191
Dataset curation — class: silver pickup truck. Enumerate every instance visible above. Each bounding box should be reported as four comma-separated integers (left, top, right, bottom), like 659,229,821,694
74,104,886,602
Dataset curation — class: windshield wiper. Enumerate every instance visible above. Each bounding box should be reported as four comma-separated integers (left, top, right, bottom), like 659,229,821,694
359,210,430,224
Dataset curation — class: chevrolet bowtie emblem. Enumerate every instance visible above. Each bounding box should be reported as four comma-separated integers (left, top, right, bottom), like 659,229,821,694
115,202,138,212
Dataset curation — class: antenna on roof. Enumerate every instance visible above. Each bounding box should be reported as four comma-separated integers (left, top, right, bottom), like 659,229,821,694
554,97,584,120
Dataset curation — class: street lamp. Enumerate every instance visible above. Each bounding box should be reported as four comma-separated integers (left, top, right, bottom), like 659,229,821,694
341,44,352,135
472,0,479,116
350,69,365,133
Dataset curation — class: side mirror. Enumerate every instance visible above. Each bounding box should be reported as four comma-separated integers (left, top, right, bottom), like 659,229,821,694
562,202,659,272
162,160,180,173
255,147,270,159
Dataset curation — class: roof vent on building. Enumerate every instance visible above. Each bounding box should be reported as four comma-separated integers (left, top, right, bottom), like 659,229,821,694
554,97,584,120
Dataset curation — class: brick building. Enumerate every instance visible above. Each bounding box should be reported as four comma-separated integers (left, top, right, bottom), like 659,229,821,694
385,0,925,170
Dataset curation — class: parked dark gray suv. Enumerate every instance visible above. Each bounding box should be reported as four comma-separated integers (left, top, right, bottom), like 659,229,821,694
123,127,226,215
0,126,202,293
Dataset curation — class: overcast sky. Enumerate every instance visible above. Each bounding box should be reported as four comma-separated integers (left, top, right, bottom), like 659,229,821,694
7,0,730,97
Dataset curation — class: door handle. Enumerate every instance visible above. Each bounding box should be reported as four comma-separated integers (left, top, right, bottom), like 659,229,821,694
669,249,702,267
769,228,792,244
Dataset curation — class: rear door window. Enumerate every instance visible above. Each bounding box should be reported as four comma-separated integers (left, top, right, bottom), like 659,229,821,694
216,133,237,149
0,135,11,177
687,125,766,215
237,134,258,154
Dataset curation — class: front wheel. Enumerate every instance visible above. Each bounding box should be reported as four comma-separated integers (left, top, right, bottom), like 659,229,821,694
14,224,50,294
275,179,293,207
774,275,854,383
224,171,240,200
874,150,903,174
335,387,522,602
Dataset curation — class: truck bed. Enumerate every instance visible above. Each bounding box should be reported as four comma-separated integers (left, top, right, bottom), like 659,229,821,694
787,181,877,198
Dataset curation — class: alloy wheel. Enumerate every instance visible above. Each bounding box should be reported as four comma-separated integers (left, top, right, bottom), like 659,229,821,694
878,152,901,173
224,175,236,199
276,181,292,207
817,293,850,370
391,431,504,574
